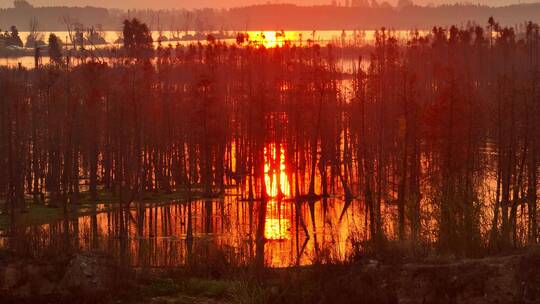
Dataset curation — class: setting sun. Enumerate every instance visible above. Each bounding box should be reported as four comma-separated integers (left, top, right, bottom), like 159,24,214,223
247,31,299,48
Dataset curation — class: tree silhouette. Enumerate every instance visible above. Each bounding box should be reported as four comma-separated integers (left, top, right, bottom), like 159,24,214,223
5,25,23,47
122,18,153,59
48,33,62,64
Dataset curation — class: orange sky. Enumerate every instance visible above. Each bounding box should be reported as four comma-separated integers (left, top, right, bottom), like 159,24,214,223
2,0,535,9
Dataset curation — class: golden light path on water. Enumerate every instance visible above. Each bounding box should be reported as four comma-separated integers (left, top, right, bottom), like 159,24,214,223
264,144,291,242
2,141,376,268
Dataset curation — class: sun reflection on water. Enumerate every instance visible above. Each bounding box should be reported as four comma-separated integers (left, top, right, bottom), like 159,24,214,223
264,213,290,241
1,142,367,268
264,143,290,198
263,144,292,241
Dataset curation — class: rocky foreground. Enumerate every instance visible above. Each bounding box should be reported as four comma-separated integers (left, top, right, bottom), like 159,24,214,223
0,251,120,303
1,249,540,303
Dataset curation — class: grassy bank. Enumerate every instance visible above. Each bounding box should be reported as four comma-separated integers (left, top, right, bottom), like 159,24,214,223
2,239,540,303
126,246,540,304
0,188,209,230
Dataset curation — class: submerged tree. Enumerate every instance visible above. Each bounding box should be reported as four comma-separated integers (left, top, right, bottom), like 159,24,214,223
0,19,540,261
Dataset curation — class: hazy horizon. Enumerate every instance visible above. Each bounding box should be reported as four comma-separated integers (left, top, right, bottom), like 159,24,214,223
1,0,539,9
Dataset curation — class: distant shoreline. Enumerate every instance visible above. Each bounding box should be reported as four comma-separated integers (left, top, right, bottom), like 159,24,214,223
1,3,540,31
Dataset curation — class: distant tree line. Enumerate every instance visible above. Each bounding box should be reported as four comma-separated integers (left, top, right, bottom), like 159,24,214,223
2,0,540,31
0,26,23,47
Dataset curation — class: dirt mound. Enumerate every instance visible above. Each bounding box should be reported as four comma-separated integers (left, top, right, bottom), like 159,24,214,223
0,251,123,303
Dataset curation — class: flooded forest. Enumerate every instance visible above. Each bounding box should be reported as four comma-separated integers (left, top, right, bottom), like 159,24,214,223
2,17,540,303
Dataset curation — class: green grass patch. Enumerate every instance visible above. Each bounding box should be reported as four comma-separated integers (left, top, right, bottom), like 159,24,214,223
0,189,197,230
0,204,62,230
145,278,181,297
141,277,237,301
180,278,236,299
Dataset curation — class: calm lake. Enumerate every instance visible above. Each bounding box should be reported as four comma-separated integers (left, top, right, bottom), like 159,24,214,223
1,29,422,69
